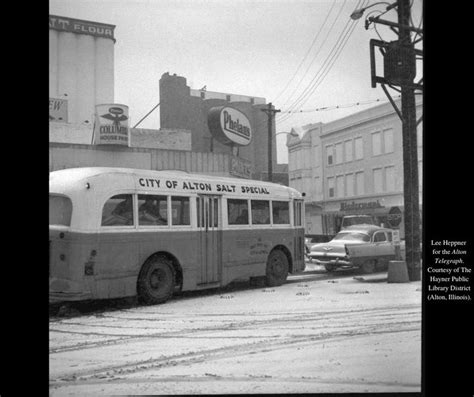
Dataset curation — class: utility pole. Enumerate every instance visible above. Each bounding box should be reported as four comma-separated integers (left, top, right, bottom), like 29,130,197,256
261,102,281,182
398,0,421,281
358,0,422,281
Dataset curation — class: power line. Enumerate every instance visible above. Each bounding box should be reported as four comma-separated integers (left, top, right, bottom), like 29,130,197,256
278,0,349,110
280,95,399,114
277,0,367,125
133,101,160,128
274,0,339,104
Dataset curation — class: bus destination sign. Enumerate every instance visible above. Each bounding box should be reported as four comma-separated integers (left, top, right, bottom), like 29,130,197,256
207,106,252,146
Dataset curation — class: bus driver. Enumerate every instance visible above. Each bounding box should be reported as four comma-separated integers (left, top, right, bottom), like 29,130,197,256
139,196,167,225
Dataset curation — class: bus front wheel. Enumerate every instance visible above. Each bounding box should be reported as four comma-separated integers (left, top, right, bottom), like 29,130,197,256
137,256,176,304
265,249,289,287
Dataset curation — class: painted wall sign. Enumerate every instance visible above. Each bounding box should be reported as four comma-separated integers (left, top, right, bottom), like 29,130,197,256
207,106,252,146
137,177,270,195
387,206,402,227
49,15,115,41
49,98,68,122
340,200,384,211
230,157,252,179
92,104,129,146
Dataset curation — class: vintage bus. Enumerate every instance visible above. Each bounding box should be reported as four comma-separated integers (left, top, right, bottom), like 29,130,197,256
49,167,306,304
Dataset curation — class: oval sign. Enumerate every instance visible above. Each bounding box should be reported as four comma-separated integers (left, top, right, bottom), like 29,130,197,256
109,107,124,115
387,206,402,227
207,106,252,146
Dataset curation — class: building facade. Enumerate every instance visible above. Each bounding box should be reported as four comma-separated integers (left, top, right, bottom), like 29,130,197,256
49,15,115,124
160,73,288,184
49,15,288,184
287,98,423,237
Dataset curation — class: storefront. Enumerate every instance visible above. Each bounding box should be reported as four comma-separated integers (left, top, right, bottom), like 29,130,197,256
321,194,420,238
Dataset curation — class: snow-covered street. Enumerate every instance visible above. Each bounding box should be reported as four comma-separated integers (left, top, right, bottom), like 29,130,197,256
49,265,421,395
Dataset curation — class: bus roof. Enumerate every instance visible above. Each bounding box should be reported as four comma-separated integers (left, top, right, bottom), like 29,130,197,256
50,167,303,199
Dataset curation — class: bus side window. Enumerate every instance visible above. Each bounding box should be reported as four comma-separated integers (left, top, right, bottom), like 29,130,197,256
251,200,270,224
272,201,289,224
228,199,249,225
102,194,134,226
171,196,190,225
138,194,168,226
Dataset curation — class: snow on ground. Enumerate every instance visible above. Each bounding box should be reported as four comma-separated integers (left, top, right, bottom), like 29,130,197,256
49,266,421,395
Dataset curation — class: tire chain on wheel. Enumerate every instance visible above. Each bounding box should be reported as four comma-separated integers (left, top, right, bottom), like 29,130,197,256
265,249,289,287
137,255,176,305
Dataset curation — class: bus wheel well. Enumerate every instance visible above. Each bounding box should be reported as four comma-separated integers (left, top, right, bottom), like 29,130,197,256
271,245,293,273
142,252,183,291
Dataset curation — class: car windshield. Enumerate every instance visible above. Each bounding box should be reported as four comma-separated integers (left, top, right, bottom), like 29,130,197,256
332,232,370,242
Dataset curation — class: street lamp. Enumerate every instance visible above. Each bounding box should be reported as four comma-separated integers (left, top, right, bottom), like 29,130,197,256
350,1,396,20
276,131,299,137
352,0,422,282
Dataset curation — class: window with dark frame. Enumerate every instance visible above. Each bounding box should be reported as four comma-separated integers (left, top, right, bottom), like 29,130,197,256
228,199,249,225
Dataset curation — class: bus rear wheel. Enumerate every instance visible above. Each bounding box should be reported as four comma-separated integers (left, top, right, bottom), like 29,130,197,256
137,256,175,304
265,249,289,287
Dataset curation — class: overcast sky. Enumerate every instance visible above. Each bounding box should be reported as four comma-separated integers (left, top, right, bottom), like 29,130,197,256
49,0,423,163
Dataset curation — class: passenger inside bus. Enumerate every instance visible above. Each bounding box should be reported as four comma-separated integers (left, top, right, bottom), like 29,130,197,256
104,195,133,225
235,209,249,224
139,196,167,225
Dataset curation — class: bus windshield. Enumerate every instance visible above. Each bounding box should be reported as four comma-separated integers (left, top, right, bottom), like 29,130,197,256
49,195,72,226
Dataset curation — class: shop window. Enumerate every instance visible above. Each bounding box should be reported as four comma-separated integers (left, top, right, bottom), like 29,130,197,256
102,194,134,226
272,201,290,224
228,199,249,225
251,200,270,225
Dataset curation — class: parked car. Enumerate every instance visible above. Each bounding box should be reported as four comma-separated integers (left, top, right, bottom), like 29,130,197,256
308,225,404,273
305,234,334,260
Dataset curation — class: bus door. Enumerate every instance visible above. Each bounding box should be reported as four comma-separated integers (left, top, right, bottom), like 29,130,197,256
197,195,222,284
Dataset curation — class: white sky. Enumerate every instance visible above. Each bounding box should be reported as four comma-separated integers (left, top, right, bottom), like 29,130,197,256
49,0,423,163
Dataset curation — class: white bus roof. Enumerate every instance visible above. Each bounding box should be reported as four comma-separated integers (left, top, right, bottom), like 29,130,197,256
50,167,303,200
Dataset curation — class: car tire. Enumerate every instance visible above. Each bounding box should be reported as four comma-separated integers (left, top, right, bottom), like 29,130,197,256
324,264,336,272
265,249,289,287
137,255,175,304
